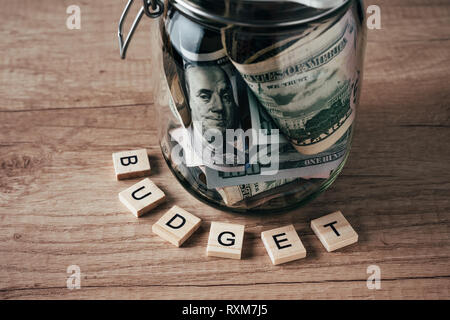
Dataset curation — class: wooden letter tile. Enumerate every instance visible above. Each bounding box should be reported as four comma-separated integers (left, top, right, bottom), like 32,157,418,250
207,222,245,260
119,178,165,217
152,206,202,247
113,149,151,180
261,225,306,265
311,211,358,252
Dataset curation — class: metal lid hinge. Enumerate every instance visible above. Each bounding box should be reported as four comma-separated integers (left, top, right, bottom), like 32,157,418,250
118,0,164,59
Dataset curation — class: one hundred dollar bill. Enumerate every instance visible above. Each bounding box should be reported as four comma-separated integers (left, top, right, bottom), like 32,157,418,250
169,126,246,172
204,131,349,189
204,115,352,189
161,130,225,202
164,8,256,170
205,152,337,188
228,8,359,155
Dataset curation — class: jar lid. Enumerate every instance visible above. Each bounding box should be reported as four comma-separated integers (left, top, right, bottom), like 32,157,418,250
170,0,351,27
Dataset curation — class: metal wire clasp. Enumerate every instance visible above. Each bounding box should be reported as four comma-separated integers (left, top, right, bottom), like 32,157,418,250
118,0,164,59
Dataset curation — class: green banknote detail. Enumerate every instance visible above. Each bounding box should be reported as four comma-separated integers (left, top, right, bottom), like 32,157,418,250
231,9,359,155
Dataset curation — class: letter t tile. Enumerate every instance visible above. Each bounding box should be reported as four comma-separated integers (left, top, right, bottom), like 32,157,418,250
310,211,358,252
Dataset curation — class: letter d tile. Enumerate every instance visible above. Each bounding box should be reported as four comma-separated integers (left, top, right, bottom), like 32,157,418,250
152,206,202,247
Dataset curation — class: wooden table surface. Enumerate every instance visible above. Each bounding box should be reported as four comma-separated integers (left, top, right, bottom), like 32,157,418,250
0,0,449,300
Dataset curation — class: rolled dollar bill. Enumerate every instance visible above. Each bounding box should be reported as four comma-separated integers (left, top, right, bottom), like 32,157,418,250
217,176,325,207
226,8,359,155
217,179,297,206
203,99,351,189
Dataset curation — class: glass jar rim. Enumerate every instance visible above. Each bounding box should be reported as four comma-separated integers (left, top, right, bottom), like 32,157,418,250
170,0,352,27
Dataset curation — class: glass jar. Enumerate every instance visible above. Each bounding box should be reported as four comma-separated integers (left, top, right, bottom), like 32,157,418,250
118,0,367,213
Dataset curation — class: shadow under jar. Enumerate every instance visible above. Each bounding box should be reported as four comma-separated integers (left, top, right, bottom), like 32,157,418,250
118,0,367,213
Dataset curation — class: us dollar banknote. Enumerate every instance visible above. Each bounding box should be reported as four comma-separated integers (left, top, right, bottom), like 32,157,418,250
204,88,352,189
161,128,225,202
204,142,341,188
169,126,246,173
217,177,324,207
169,87,349,189
163,7,254,170
217,178,298,206
226,8,360,155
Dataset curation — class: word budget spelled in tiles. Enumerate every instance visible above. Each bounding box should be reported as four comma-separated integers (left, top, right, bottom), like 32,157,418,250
119,178,166,217
113,149,151,180
261,225,307,265
152,206,202,247
311,211,358,252
207,222,245,260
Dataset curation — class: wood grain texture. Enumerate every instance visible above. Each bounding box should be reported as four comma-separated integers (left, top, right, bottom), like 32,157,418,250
0,0,449,299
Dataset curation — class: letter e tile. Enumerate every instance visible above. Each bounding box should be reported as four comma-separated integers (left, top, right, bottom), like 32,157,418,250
261,225,306,265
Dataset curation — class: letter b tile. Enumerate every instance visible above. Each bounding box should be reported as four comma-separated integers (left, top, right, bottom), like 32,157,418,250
152,206,202,247
113,149,151,180
261,225,306,265
207,222,245,260
119,178,165,217
310,211,358,252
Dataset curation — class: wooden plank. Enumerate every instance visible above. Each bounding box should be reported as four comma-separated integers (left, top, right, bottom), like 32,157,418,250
0,0,449,299
1,278,449,300
0,103,448,298
0,0,156,111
